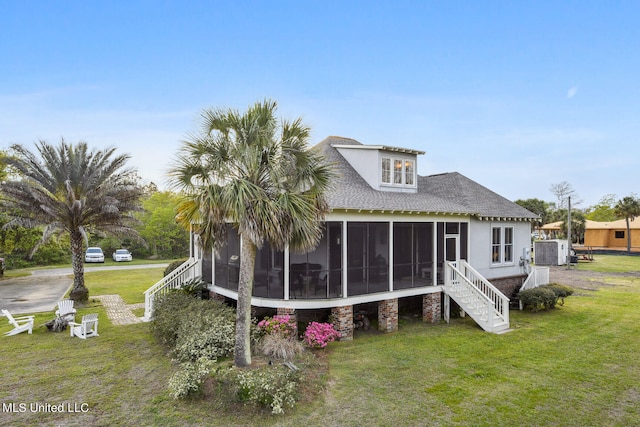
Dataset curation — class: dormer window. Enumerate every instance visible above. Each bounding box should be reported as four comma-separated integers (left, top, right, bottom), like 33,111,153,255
381,155,416,188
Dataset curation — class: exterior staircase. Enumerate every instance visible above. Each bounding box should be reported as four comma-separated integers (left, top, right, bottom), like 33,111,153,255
143,257,202,321
443,261,510,334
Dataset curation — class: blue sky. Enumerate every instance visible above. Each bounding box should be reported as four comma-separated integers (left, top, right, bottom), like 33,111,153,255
1,1,638,208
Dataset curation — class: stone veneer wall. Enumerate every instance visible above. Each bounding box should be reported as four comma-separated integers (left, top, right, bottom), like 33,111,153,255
378,298,398,332
331,305,353,341
422,292,441,323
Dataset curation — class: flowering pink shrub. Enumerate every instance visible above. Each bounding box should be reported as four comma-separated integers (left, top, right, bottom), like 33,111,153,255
257,315,297,339
303,322,341,349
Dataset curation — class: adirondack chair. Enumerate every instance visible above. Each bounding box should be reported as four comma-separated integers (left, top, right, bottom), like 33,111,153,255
55,299,76,322
69,313,99,339
2,309,35,336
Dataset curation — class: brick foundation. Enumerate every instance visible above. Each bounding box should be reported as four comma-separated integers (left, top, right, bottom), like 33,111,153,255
422,293,442,323
378,298,398,332
331,305,353,341
209,291,226,303
491,275,527,299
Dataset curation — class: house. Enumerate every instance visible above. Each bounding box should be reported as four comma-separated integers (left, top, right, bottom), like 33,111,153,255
146,136,538,337
583,218,640,251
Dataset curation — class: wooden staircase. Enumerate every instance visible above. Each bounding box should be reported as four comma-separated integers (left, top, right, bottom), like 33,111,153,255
443,261,510,334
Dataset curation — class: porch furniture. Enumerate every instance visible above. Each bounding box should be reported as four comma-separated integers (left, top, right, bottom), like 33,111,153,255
69,313,99,339
55,299,76,322
2,309,35,336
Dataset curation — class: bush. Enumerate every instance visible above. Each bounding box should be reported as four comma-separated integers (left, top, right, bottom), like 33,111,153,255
173,305,236,362
176,277,209,298
151,292,196,348
257,315,297,339
518,287,558,312
303,322,341,349
164,258,188,276
543,283,574,306
168,358,216,399
217,365,300,414
151,293,236,356
259,334,306,361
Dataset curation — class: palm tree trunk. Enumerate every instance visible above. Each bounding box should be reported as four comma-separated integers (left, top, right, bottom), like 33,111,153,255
68,230,89,302
234,236,256,367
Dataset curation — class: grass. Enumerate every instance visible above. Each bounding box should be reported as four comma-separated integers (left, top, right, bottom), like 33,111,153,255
573,254,640,273
1,257,640,426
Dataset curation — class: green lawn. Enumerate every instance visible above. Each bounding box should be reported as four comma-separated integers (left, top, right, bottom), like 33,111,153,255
1,257,639,426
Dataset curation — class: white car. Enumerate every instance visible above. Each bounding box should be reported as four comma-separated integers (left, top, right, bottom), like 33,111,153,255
112,249,133,262
85,247,105,263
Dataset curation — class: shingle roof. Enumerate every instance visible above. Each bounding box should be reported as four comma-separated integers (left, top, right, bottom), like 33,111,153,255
315,136,538,220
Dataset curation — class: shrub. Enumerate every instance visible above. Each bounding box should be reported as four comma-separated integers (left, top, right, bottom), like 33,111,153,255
168,358,215,399
543,283,574,306
151,292,197,348
259,334,306,361
257,315,297,339
218,365,300,414
176,277,209,299
303,322,341,349
151,293,236,355
518,287,558,311
173,308,236,362
164,258,188,276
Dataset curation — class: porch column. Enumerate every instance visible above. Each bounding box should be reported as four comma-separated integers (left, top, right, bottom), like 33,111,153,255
277,307,298,336
378,298,398,332
331,305,353,341
422,292,442,323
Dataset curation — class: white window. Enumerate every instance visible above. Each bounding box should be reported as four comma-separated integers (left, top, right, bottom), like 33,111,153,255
405,160,414,185
381,157,391,184
394,159,403,184
381,155,416,187
492,226,515,265
491,227,501,264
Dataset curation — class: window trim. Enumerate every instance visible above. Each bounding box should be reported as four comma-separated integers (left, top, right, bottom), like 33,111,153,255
491,225,515,266
380,154,417,188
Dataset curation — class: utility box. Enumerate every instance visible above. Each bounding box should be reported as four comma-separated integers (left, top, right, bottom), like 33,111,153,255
534,240,569,266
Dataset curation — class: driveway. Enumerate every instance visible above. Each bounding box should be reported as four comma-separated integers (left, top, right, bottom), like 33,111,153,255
0,263,168,315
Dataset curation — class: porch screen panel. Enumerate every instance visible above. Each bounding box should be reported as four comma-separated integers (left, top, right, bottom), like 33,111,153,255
347,222,389,296
437,222,444,284
253,241,284,299
214,225,240,291
202,248,213,284
460,222,468,261
393,222,434,289
289,236,328,299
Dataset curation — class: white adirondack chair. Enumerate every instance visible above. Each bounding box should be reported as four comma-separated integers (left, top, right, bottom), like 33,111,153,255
69,313,99,339
2,309,35,336
55,299,76,322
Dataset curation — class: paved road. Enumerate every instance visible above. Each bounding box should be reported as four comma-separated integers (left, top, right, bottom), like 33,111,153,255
0,263,168,315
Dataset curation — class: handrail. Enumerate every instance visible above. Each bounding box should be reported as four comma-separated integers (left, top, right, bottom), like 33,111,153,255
519,266,550,292
445,260,509,331
143,257,202,320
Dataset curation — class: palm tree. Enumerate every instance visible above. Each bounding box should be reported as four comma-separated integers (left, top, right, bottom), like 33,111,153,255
614,196,640,253
0,139,144,301
170,99,333,367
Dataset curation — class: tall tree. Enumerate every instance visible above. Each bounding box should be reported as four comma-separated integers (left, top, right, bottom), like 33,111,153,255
614,195,640,253
0,140,144,301
585,194,617,222
549,181,580,209
170,99,333,367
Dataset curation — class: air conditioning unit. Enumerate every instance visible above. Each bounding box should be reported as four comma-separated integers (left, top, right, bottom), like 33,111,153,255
534,240,569,266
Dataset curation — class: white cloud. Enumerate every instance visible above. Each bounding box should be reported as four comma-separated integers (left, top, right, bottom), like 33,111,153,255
567,86,578,98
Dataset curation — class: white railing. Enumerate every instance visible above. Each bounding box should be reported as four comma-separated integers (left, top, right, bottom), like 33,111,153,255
518,266,550,310
444,261,510,332
143,257,202,321
519,266,550,292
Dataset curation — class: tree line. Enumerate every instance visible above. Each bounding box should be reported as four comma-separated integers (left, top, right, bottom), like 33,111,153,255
515,181,640,252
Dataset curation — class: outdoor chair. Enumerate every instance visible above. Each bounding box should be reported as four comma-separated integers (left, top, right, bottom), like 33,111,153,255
2,309,35,336
69,313,99,339
55,299,76,322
